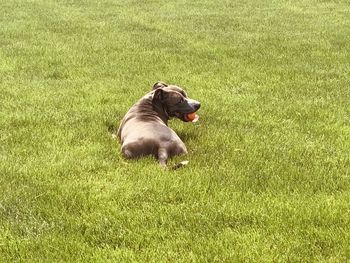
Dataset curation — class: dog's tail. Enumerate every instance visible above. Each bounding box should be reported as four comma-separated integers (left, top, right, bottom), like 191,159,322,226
171,160,189,170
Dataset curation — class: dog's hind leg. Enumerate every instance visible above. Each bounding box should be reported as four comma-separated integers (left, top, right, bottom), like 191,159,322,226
121,144,135,159
158,147,168,167
121,142,141,159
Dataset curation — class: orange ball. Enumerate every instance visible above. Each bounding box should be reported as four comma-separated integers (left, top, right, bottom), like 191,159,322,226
186,112,196,121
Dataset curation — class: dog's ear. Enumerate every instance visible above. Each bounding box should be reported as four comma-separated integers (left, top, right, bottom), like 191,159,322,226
152,81,168,90
152,88,168,102
153,88,164,102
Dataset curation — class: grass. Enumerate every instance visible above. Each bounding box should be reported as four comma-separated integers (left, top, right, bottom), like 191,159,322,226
1,0,350,261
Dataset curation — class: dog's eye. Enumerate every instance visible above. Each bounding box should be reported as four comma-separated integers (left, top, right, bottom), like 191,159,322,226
178,98,184,104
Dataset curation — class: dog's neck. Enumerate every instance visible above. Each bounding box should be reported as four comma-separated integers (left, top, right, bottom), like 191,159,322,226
152,99,169,124
131,94,169,125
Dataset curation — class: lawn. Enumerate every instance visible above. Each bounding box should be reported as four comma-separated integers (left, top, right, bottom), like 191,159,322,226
1,0,350,262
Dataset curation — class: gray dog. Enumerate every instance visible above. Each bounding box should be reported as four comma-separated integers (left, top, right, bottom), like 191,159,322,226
117,81,200,167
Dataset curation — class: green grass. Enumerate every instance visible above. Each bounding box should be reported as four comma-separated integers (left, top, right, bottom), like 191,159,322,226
1,0,350,261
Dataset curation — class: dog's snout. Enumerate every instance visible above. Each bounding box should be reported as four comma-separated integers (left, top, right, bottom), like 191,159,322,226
190,100,200,111
195,102,201,110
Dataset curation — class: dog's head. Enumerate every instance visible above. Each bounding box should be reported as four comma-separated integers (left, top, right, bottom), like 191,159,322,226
152,81,200,122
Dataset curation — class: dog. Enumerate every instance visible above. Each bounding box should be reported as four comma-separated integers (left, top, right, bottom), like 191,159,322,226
117,81,200,167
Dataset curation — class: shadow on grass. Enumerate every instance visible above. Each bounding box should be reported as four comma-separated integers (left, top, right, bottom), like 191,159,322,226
106,123,118,135
176,131,197,143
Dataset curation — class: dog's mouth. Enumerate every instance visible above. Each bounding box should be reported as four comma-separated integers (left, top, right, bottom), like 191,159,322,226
175,112,199,123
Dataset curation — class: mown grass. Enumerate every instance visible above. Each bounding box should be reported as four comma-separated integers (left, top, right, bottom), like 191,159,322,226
1,0,350,262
